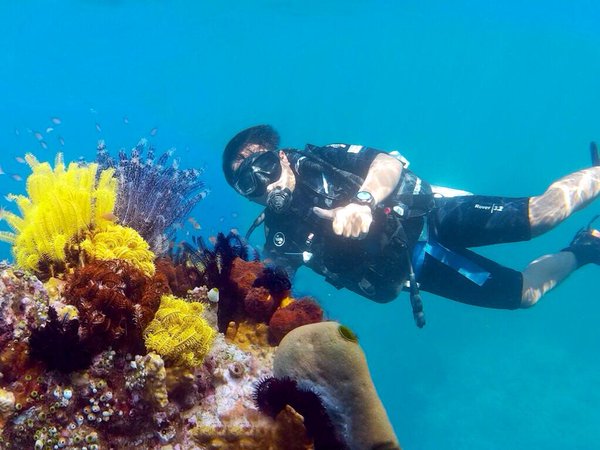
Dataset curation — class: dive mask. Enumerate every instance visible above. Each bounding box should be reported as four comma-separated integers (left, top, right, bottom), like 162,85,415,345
233,151,282,197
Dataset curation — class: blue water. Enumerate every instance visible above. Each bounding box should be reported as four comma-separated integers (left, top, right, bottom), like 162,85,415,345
2,2,600,448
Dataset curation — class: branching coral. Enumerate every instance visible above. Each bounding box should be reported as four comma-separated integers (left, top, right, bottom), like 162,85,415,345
0,153,117,278
79,223,156,276
144,294,216,368
64,259,170,354
96,139,209,254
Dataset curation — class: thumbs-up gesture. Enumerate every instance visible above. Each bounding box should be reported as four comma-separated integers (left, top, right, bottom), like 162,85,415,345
312,203,373,239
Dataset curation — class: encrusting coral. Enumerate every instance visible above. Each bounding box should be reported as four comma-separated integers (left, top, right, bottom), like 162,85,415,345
144,294,216,368
0,153,117,278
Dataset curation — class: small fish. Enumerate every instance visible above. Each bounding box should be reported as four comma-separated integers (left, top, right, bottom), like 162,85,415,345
149,127,158,136
123,116,129,124
90,108,97,114
101,212,118,222
10,174,23,181
230,227,239,235
0,165,4,175
40,141,48,150
51,117,62,125
209,236,217,245
14,128,20,136
219,216,225,223
34,131,43,141
231,212,239,218
58,136,65,146
15,156,26,164
95,123,102,132
207,287,219,303
45,127,54,133
187,217,201,230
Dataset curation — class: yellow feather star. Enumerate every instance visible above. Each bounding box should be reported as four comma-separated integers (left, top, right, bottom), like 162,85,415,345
0,153,118,275
144,295,216,368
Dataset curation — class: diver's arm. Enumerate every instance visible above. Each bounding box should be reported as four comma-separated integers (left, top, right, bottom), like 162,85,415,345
357,153,403,205
312,153,403,239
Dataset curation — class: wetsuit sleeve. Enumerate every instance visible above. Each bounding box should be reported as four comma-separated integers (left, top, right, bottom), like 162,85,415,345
305,143,390,179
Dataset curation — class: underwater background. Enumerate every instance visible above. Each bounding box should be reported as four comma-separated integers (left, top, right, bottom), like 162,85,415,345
1,1,599,449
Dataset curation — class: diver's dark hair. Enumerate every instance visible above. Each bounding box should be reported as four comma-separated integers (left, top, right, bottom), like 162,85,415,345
222,125,280,187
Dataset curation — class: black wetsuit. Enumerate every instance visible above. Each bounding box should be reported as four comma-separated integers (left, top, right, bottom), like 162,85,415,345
263,143,531,309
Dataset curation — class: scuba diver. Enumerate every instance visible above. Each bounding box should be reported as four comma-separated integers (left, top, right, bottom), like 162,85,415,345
222,125,600,327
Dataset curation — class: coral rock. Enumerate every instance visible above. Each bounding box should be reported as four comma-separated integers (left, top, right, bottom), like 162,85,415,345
273,321,400,450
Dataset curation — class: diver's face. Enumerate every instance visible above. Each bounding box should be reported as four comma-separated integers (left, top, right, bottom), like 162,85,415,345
233,150,295,205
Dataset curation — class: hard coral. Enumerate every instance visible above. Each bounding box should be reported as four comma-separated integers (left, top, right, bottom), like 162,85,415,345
64,259,169,354
79,222,156,276
0,153,117,278
268,298,324,344
144,295,216,368
273,322,400,450
97,139,209,255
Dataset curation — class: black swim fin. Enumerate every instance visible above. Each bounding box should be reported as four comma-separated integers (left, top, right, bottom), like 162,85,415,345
591,141,600,167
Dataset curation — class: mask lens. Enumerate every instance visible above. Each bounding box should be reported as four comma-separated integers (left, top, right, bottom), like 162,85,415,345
234,151,282,197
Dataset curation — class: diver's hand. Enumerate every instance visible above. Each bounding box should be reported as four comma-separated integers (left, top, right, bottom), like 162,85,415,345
312,203,373,239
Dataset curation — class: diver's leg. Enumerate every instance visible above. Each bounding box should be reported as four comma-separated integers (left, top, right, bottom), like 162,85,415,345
529,166,600,236
520,252,578,307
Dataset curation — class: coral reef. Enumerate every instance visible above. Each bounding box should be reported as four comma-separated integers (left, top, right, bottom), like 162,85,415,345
96,139,208,254
144,295,216,368
0,153,117,278
273,321,401,450
0,150,398,449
